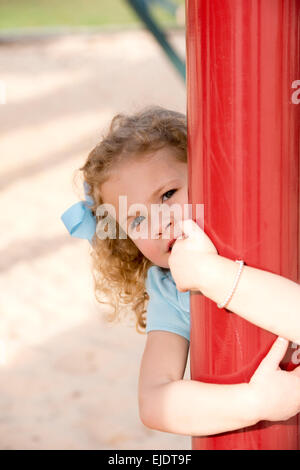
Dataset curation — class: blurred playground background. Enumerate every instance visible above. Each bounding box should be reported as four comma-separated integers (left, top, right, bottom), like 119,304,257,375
0,0,189,450
0,0,184,29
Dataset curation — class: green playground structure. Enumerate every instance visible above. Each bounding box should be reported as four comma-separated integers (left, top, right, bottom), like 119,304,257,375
126,0,186,81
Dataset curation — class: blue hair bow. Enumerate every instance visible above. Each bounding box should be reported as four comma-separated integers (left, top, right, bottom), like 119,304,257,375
60,181,97,246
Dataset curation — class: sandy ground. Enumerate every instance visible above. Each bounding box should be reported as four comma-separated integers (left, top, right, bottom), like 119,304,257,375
0,29,190,449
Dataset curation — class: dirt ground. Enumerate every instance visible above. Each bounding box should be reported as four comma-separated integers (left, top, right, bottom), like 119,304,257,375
0,29,190,449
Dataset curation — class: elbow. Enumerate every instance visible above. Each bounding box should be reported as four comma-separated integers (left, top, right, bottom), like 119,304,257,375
139,398,155,430
139,394,162,431
139,407,152,430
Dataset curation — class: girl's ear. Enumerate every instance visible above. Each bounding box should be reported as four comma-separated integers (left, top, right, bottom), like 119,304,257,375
93,184,100,202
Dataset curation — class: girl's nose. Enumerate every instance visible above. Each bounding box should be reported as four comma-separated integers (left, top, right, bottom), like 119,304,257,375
160,220,173,239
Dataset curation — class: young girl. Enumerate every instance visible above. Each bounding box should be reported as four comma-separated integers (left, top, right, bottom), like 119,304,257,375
61,106,300,437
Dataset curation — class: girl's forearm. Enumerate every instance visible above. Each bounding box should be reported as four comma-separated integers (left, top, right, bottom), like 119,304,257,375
141,378,259,436
197,255,300,344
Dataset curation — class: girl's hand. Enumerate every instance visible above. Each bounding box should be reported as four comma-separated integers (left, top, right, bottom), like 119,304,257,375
250,337,300,422
168,219,218,292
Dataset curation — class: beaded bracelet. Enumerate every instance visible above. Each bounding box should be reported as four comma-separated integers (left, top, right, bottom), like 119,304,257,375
217,260,245,309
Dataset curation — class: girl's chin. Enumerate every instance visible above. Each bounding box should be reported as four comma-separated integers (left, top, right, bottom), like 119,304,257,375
157,254,171,269
143,251,171,269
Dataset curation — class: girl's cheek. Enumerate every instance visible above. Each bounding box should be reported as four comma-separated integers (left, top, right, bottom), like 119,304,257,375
134,240,160,261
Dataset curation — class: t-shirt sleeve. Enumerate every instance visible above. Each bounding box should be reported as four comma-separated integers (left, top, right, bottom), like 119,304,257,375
145,266,190,342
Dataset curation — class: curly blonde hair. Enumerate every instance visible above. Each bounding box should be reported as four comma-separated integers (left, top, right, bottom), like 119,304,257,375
77,105,187,334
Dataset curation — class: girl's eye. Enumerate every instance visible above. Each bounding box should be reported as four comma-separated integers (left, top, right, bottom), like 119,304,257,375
131,215,145,229
161,189,177,202
130,190,177,230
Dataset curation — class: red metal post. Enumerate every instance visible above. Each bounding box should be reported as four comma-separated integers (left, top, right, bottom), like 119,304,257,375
186,0,300,449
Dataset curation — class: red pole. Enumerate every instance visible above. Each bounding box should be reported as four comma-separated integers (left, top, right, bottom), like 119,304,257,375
186,0,300,450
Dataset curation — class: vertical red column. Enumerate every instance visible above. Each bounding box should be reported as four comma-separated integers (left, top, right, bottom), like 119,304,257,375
186,0,300,450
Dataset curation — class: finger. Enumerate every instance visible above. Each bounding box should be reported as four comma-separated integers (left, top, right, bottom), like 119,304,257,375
177,286,188,292
291,364,300,377
176,219,203,240
256,337,289,373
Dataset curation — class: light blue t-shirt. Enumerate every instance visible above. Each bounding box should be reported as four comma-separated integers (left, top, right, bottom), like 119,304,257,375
145,265,191,341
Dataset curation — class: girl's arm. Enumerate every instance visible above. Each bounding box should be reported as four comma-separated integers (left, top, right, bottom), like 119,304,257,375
196,254,300,345
169,219,300,344
138,331,300,436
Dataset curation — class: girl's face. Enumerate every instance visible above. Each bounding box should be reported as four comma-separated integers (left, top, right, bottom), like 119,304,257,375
100,146,188,268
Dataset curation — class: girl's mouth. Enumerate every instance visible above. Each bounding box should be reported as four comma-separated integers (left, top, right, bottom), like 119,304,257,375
168,238,176,252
